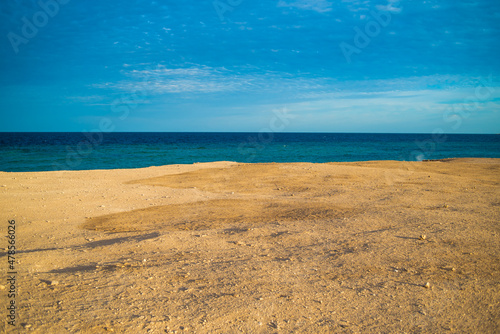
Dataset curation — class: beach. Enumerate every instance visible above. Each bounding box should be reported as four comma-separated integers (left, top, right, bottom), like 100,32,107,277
1,158,499,333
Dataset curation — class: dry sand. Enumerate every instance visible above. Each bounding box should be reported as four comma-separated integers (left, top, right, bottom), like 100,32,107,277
0,158,499,333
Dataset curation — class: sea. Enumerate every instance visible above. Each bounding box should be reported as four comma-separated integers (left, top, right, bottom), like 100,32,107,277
0,132,499,172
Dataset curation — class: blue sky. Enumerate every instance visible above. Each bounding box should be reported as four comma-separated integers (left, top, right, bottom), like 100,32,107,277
0,0,499,133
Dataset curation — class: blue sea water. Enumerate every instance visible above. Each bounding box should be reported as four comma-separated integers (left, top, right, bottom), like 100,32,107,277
0,132,499,172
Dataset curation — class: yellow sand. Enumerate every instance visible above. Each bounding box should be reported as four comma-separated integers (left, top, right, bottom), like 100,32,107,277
1,158,499,333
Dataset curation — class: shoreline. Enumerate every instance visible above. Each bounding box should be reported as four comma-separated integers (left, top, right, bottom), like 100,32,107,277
1,158,499,332
1,156,499,174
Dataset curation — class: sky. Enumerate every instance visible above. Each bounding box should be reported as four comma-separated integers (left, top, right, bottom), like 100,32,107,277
0,0,499,133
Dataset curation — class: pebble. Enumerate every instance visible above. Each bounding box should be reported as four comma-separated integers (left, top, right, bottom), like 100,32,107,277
339,320,350,328
50,280,59,286
424,282,431,289
419,235,427,240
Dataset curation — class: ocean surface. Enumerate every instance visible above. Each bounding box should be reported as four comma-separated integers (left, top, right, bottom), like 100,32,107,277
0,132,499,172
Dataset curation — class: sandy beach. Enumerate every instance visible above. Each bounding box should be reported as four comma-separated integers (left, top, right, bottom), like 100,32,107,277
1,158,499,333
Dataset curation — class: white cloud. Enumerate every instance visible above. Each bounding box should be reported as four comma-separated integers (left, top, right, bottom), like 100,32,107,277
286,85,500,120
93,66,500,122
93,64,326,96
376,0,403,13
277,0,333,13
341,0,402,13
95,65,245,94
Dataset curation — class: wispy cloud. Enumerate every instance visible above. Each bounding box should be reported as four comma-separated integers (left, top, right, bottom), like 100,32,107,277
376,0,403,13
93,64,327,96
269,86,500,132
277,0,333,13
92,66,499,105
94,65,243,94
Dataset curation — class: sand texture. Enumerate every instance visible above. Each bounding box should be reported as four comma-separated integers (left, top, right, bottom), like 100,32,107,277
1,158,499,333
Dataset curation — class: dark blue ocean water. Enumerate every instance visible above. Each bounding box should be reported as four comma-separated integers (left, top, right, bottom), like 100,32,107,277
0,132,499,172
